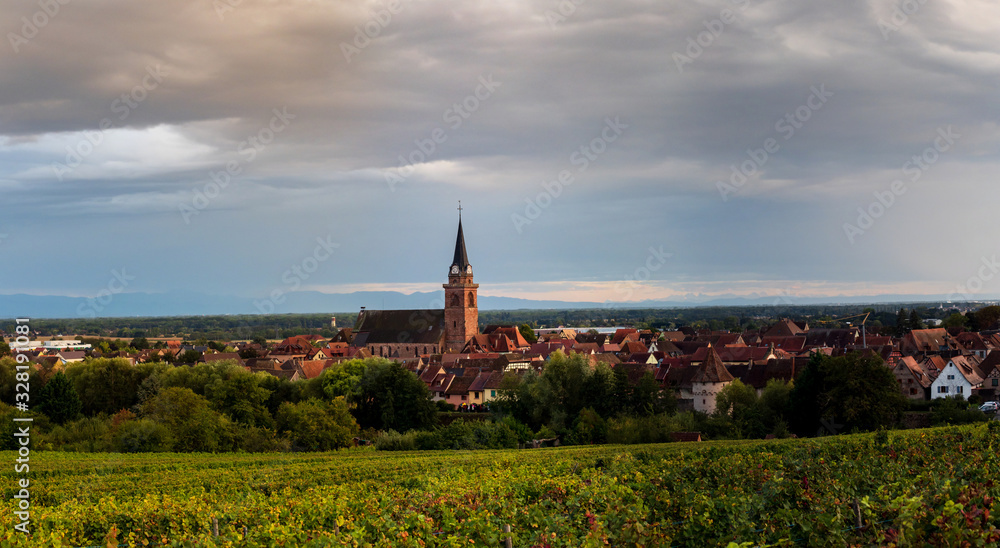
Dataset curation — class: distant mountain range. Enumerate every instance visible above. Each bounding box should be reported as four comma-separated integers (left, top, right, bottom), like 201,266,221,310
0,290,993,319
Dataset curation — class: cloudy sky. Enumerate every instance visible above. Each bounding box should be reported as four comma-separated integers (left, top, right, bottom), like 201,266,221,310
2,0,999,309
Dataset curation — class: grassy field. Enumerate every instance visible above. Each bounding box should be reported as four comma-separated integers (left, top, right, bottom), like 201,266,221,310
3,425,1000,547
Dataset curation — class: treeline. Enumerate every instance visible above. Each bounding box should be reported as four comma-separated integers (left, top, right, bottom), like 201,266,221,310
0,313,350,340
4,302,984,340
0,357,433,453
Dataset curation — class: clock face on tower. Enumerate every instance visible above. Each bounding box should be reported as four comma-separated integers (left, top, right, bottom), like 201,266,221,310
451,265,459,274
466,265,472,274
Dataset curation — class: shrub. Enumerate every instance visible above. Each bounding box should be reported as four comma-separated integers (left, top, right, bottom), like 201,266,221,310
567,408,608,445
607,414,674,445
276,397,358,451
932,396,988,426
114,419,174,453
231,424,291,453
44,416,114,452
375,430,417,451
499,416,534,444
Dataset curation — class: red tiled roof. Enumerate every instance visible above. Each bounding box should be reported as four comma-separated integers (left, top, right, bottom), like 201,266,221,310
692,346,734,383
760,336,807,352
612,329,640,345
763,319,805,338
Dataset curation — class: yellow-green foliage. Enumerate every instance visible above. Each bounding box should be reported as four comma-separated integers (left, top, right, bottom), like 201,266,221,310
2,425,1000,546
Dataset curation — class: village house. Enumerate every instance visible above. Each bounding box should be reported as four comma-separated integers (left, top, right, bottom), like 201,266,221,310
901,328,965,357
930,355,983,399
893,356,932,400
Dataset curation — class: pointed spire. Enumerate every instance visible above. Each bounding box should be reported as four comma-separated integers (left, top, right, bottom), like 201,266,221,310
693,344,734,383
452,203,470,271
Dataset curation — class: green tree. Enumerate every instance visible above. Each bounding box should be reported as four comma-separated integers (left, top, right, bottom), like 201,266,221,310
113,419,174,452
787,353,829,436
788,352,906,436
0,340,10,357
759,378,793,428
141,387,231,452
909,310,925,331
276,397,358,451
203,367,274,428
176,350,202,364
631,371,673,416
896,308,908,336
65,358,143,416
37,372,82,424
238,347,259,359
715,379,765,438
130,337,150,351
569,407,607,444
580,362,616,417
0,357,17,405
320,359,367,400
535,350,591,429
971,306,1000,331
519,324,538,344
941,313,968,330
352,359,437,432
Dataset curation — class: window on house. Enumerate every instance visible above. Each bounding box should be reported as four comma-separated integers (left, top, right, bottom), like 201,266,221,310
490,390,496,397
994,379,998,387
938,386,948,393
947,375,955,380
461,395,467,400
957,386,964,394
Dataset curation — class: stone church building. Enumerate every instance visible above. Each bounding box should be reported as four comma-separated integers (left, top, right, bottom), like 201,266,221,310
351,214,479,358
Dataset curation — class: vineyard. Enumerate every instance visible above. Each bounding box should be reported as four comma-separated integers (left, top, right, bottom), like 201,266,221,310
3,424,1000,547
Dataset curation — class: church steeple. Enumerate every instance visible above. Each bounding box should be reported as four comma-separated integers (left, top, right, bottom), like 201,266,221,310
450,201,471,276
444,202,478,351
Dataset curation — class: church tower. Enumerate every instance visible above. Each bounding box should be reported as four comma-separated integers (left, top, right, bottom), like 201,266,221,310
444,204,479,351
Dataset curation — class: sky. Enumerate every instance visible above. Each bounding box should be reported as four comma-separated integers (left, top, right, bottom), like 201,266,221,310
2,0,1000,310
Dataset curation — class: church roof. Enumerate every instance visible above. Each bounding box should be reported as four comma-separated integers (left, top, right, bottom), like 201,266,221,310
452,217,470,270
352,309,446,345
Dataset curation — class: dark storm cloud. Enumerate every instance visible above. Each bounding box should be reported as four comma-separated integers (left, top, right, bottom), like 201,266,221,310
2,0,999,300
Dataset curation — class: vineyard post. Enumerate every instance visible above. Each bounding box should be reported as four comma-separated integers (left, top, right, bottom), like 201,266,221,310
503,524,512,548
212,517,219,537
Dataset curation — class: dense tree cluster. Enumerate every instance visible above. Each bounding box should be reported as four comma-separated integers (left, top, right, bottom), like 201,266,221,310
0,356,439,452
